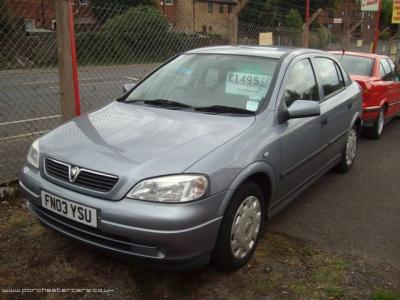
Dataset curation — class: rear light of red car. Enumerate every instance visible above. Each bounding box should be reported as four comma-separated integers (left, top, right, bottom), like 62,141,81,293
354,80,372,104
362,88,370,96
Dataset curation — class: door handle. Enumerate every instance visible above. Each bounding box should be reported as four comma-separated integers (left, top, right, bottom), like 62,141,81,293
321,116,328,127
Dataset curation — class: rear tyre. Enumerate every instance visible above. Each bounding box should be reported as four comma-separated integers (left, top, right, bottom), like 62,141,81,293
368,108,385,139
334,125,357,173
212,181,265,271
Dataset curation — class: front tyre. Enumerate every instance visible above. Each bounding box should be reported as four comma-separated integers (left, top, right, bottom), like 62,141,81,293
212,182,265,271
335,125,357,173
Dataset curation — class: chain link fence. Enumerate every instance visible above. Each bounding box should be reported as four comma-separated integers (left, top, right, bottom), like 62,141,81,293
0,0,61,183
1,0,399,183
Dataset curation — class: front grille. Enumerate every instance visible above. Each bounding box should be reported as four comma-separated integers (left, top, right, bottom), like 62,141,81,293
46,158,69,181
45,158,119,193
74,170,118,192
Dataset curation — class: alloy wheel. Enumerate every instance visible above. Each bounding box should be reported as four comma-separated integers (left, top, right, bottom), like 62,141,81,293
377,109,384,136
345,128,357,166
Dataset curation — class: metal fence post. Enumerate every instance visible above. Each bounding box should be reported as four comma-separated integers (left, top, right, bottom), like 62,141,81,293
55,0,80,122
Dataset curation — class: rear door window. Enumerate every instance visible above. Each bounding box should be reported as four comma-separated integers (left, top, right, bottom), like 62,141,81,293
314,57,343,97
384,58,400,81
380,59,393,81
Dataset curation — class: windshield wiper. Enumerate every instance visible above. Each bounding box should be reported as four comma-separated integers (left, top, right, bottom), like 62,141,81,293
126,99,193,109
194,105,255,115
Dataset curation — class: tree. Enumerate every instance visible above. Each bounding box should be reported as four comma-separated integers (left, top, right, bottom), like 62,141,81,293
380,0,396,36
239,0,288,27
76,5,169,64
91,0,158,23
0,0,24,37
239,0,339,28
0,0,26,69
284,9,303,46
103,5,168,33
285,8,303,29
310,26,332,48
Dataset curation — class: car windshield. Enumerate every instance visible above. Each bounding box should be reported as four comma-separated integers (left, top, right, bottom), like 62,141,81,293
334,54,374,76
125,54,278,113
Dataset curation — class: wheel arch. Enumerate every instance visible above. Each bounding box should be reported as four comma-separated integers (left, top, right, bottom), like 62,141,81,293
382,101,389,113
379,98,389,111
218,161,276,218
350,111,362,135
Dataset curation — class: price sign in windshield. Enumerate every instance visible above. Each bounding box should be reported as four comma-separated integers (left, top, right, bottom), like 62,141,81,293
225,71,271,101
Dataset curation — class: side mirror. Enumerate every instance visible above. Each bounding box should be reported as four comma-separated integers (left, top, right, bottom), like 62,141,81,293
123,83,136,93
287,100,320,119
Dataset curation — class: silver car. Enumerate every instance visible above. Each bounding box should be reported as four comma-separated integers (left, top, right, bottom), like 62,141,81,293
20,46,362,271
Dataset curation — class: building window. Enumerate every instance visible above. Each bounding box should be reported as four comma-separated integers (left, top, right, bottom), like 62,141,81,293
219,4,224,13
165,0,173,5
79,0,88,5
228,5,233,14
208,2,213,13
24,19,35,30
209,25,213,32
52,20,57,31
202,25,207,33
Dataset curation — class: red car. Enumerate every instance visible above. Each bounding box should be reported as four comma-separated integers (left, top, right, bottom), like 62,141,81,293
331,51,400,138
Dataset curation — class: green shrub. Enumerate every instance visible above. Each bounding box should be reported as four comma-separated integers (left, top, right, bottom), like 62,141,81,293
310,26,332,49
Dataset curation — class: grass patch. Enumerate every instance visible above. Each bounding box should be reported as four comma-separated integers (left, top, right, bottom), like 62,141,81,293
373,289,400,300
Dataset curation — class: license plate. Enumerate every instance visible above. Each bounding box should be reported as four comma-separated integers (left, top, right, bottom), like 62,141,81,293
41,191,97,227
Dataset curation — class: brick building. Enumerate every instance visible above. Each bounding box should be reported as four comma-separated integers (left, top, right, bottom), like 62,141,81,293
319,0,376,43
5,0,96,32
160,0,237,35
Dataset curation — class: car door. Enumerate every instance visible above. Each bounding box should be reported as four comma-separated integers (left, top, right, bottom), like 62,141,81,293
384,58,400,116
276,56,326,200
312,56,355,159
379,58,397,116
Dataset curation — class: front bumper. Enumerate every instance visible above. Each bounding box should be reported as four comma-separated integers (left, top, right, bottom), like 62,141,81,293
20,165,229,268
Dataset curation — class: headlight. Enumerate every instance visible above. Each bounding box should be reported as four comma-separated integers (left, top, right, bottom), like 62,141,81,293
27,139,40,169
126,175,208,203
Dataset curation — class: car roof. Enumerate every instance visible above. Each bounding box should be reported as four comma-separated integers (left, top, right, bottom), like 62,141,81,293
329,50,389,59
186,45,326,59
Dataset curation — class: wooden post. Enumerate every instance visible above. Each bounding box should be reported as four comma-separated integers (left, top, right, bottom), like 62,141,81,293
303,26,309,48
302,8,322,48
229,0,249,45
229,15,238,45
55,0,80,122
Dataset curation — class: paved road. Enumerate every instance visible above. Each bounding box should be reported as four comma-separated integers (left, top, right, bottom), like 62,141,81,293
270,119,400,265
0,64,157,127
